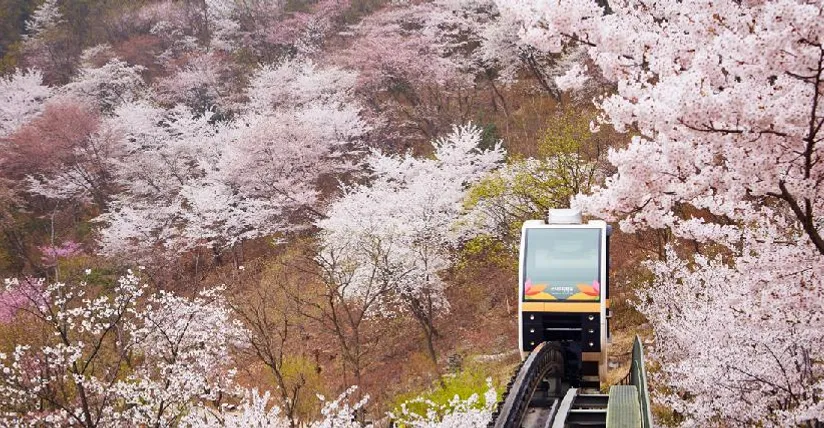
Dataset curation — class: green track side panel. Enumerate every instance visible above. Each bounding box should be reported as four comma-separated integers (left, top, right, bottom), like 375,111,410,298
606,386,641,428
631,335,654,428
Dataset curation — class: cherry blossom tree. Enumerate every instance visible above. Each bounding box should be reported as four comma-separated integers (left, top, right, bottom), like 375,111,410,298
23,0,63,65
0,272,250,427
356,0,598,116
96,58,367,262
5,100,120,207
95,101,227,258
337,4,467,93
142,5,202,68
248,0,352,60
103,101,264,260
183,388,293,428
23,120,121,207
145,0,350,62
21,0,75,84
0,276,41,324
38,240,83,281
155,0,241,51
1,268,386,427
636,234,824,427
116,1,235,72
317,124,504,368
0,273,146,426
115,286,247,426
153,52,239,114
496,0,824,424
427,0,586,100
62,49,145,112
90,100,270,261
244,59,358,112
23,0,62,42
183,386,367,428
204,0,244,51
306,387,367,428
333,3,478,144
5,100,100,180
221,60,367,223
0,69,52,138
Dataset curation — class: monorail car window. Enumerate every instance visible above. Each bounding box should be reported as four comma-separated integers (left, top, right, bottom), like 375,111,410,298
522,228,601,301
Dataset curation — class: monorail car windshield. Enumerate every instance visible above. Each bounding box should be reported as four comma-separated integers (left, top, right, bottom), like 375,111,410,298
522,228,601,302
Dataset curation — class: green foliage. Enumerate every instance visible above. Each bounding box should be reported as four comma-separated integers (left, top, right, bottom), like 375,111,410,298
390,366,499,423
0,41,23,74
476,121,501,152
462,108,602,252
457,234,516,273
537,108,597,158
57,256,120,289
463,157,577,252
0,0,36,72
467,155,569,212
535,109,601,199
277,354,326,420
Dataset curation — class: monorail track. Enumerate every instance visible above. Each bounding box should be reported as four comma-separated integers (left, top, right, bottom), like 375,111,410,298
489,342,565,428
489,338,651,428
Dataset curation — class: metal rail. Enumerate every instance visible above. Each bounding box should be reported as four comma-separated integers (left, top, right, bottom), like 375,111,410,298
489,342,565,428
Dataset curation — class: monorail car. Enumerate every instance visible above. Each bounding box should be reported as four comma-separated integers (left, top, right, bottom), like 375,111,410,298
518,209,611,388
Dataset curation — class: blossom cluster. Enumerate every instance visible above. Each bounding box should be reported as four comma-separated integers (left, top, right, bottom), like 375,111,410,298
317,124,504,315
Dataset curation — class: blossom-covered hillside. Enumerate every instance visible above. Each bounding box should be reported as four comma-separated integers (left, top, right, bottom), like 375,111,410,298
0,0,822,426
